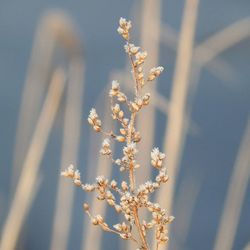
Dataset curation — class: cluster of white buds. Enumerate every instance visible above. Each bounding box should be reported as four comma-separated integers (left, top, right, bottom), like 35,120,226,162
61,164,81,186
122,31,149,89
123,142,138,159
135,51,148,66
130,98,143,112
61,164,75,178
147,66,164,81
112,104,124,120
151,147,166,169
109,80,127,102
82,183,95,192
113,222,130,233
124,43,140,55
121,181,129,191
91,214,104,225
124,42,147,88
155,214,175,245
114,222,132,240
141,220,155,237
142,93,150,105
88,108,102,132
100,138,112,156
130,94,150,112
132,130,141,143
117,17,132,40
61,17,174,250
120,192,136,222
155,168,169,184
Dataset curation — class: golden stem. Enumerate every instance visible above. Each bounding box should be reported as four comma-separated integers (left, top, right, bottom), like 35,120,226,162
133,207,150,250
156,242,160,250
125,39,149,250
129,55,139,96
128,112,136,192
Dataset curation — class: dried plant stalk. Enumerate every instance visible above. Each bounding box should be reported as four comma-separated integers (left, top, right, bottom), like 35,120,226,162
50,59,84,250
61,18,174,250
155,0,199,229
0,69,65,250
214,117,250,250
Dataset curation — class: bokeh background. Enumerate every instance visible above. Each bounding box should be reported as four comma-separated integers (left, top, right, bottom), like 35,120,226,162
0,0,250,250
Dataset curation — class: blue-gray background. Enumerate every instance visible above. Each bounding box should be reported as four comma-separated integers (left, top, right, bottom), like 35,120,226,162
0,0,250,249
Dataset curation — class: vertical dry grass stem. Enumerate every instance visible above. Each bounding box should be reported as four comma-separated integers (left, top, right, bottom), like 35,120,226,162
0,69,65,250
8,11,85,250
12,12,83,191
213,116,250,250
61,17,174,250
174,172,203,248
244,242,250,250
50,59,85,250
11,14,58,190
154,0,199,248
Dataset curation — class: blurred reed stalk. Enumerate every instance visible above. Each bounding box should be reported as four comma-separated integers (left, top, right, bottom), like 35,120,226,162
0,69,66,250
42,14,85,250
153,0,199,249
174,172,203,249
244,242,250,250
50,58,84,250
214,116,250,250
1,11,85,250
183,22,250,244
11,13,59,190
161,16,250,250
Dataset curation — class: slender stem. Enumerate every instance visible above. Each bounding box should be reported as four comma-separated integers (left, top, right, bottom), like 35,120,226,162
155,227,160,250
133,207,150,250
129,163,135,192
156,242,160,250
129,54,139,96
128,112,136,192
127,37,139,97
125,40,150,250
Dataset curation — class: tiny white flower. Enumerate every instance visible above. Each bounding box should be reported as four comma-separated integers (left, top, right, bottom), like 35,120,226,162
112,80,120,90
151,147,165,169
123,142,138,158
148,66,164,81
74,169,81,180
89,108,98,120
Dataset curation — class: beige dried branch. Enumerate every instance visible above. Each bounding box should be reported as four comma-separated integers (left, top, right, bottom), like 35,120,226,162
244,242,250,250
0,69,66,250
4,11,85,250
214,116,250,250
154,0,199,242
61,18,174,250
50,59,85,250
